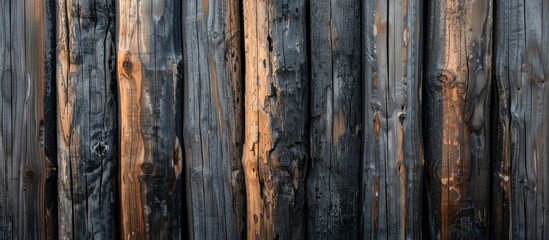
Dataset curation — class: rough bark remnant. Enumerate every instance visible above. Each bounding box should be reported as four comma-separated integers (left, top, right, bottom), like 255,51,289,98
56,0,117,238
0,0,49,238
242,0,309,239
424,0,492,238
117,0,184,238
182,0,245,239
492,0,549,239
361,0,424,238
307,0,361,239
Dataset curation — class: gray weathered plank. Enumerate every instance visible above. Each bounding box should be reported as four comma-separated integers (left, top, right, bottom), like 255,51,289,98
117,0,184,238
361,0,424,238
182,0,245,239
424,0,492,238
306,0,361,238
0,0,49,238
242,0,309,239
493,0,549,239
56,0,117,238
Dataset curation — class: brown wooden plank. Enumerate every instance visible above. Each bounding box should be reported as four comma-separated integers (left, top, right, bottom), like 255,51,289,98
56,0,117,238
117,0,184,238
361,0,424,238
182,0,245,239
493,0,549,239
306,0,361,238
242,0,309,239
424,0,492,238
0,0,49,238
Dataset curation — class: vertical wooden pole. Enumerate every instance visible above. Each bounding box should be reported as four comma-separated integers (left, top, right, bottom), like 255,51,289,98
117,0,184,238
0,0,48,238
182,0,245,239
56,0,117,238
306,0,361,238
424,0,492,238
493,0,549,239
242,0,309,239
361,0,424,238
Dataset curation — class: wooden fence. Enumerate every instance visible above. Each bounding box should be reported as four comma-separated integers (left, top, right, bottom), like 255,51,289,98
0,0,547,239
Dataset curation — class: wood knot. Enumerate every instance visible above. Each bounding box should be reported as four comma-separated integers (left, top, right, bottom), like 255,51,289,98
521,64,531,73
123,60,133,74
93,142,107,156
141,162,154,175
25,169,35,181
438,75,450,84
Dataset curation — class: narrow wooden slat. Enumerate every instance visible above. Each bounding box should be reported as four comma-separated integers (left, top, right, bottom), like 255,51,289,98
242,0,309,239
56,0,117,238
182,0,245,238
361,0,424,238
0,0,48,238
117,0,184,238
424,0,492,238
491,0,513,238
306,0,361,238
44,0,59,239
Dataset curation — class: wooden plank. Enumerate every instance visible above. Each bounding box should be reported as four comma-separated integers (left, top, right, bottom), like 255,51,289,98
493,0,549,239
306,0,361,238
361,0,424,238
117,0,184,238
386,0,424,238
423,0,492,238
361,0,389,237
182,0,245,239
0,0,49,238
56,0,117,238
491,0,513,238
242,0,309,239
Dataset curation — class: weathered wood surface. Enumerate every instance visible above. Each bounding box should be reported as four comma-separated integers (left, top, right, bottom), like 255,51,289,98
306,0,361,239
56,0,117,238
117,0,184,238
182,0,245,239
493,0,549,239
361,0,424,239
242,0,309,239
424,0,492,239
4,1,549,239
0,0,49,238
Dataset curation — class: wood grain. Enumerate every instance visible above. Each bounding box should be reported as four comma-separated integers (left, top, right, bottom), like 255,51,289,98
361,0,424,238
306,0,361,238
0,0,49,238
182,0,245,239
424,0,492,238
117,0,184,238
242,0,309,239
56,0,117,238
493,0,549,239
